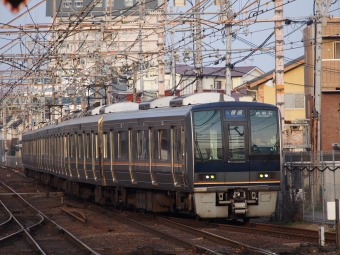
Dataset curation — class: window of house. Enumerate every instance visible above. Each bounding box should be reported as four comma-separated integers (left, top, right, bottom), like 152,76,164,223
215,81,222,89
125,0,133,7
96,0,103,7
74,1,83,7
284,93,305,109
334,42,340,59
62,1,72,8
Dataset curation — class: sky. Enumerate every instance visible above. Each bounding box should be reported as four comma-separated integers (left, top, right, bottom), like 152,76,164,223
0,0,339,74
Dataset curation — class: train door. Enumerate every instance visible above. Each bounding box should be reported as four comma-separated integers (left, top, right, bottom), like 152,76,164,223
223,121,250,184
171,126,182,187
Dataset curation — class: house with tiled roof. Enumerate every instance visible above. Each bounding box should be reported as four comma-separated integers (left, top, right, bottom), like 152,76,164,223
165,64,264,98
245,56,308,150
120,64,264,101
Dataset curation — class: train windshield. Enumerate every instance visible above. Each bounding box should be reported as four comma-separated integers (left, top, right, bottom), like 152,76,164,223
193,110,222,161
250,109,279,153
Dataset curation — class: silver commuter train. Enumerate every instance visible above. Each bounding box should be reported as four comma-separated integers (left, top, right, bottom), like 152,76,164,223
22,93,282,220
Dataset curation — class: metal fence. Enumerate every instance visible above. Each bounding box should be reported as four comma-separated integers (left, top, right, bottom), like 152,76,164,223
281,151,340,223
0,156,23,168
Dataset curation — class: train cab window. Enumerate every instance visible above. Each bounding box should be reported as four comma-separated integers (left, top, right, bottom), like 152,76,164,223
228,125,245,160
193,110,222,161
137,130,147,160
118,131,127,159
250,110,279,153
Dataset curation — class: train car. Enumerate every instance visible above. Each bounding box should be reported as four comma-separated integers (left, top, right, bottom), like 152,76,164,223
22,93,282,221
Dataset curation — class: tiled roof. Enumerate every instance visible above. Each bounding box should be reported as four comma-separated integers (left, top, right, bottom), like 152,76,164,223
247,56,305,88
175,64,258,77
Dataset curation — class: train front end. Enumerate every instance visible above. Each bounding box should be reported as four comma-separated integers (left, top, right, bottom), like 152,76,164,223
192,102,281,220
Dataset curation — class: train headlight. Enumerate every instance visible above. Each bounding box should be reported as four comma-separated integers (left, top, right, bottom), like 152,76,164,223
258,172,276,179
199,174,217,181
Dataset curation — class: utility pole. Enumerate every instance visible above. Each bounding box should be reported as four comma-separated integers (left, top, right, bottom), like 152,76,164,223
157,0,166,97
195,0,203,93
274,0,284,132
170,6,176,94
225,0,232,96
2,102,7,165
139,0,144,101
313,0,332,151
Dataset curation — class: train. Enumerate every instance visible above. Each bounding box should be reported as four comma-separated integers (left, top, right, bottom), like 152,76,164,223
22,92,282,221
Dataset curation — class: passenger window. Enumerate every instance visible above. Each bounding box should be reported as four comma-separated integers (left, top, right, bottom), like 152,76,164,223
157,129,168,160
137,130,148,160
95,134,98,160
78,134,83,159
64,135,67,157
193,110,222,161
173,128,181,161
118,131,127,159
86,133,91,159
70,135,75,158
103,133,108,159
109,130,113,160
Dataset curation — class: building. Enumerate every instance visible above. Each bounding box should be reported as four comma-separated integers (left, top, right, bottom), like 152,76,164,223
171,64,263,99
44,0,164,110
304,18,340,151
116,64,264,101
246,56,309,150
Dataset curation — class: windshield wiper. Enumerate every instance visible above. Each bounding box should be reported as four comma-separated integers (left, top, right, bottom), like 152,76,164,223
264,142,279,163
195,139,205,164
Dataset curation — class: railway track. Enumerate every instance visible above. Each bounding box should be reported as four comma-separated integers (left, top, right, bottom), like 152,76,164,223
0,180,100,255
248,222,336,244
2,166,338,254
84,206,278,255
166,217,336,244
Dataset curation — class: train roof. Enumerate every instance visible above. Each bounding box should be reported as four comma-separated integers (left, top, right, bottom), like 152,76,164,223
23,97,277,138
191,100,278,110
23,114,102,137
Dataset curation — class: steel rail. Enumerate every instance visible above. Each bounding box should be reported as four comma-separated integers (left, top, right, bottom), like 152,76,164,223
251,223,336,244
0,181,101,255
0,200,46,254
157,217,277,255
0,200,13,227
168,217,333,244
89,204,223,255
